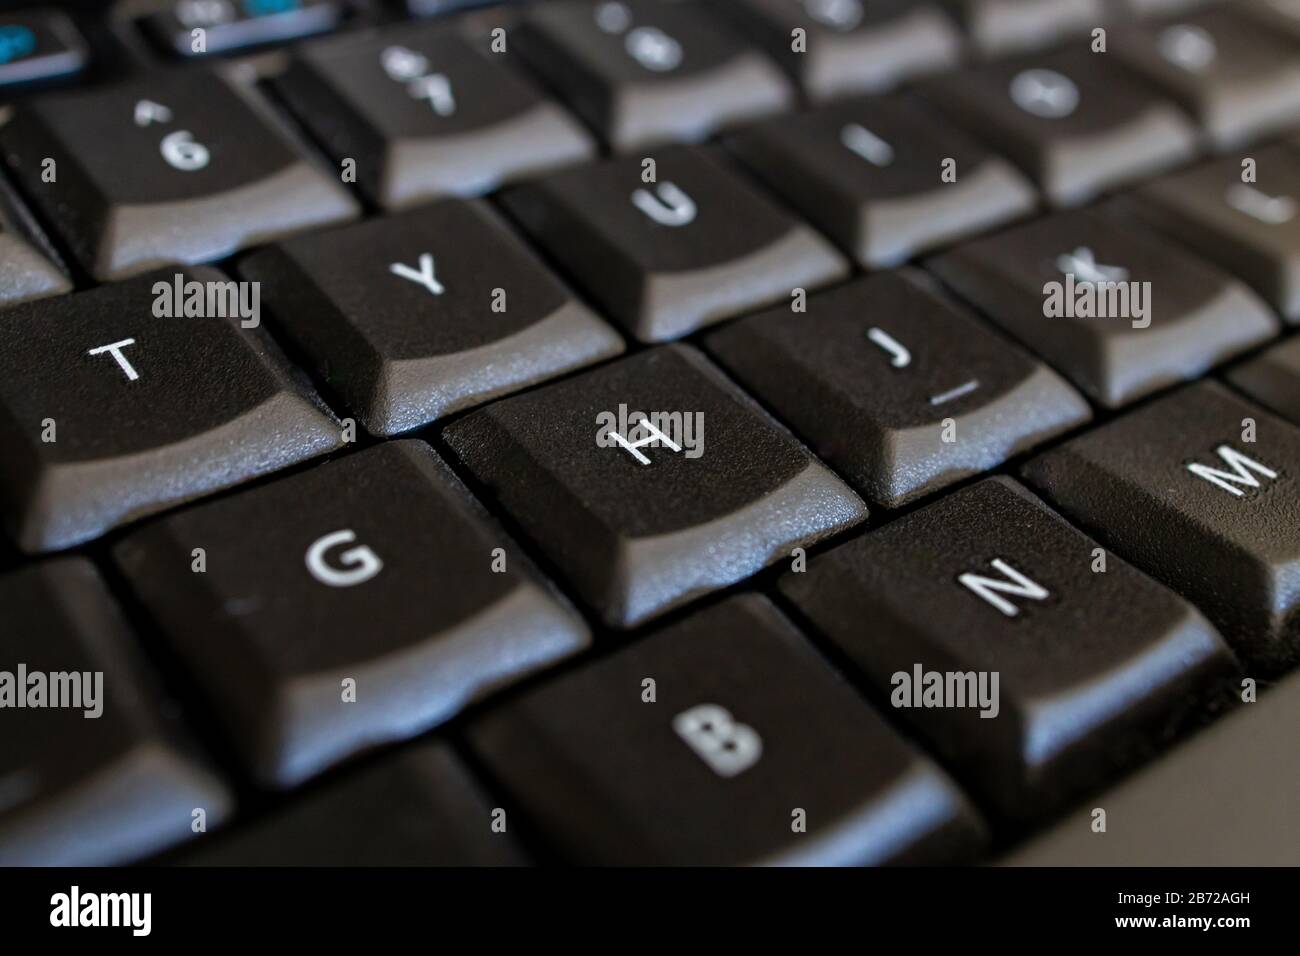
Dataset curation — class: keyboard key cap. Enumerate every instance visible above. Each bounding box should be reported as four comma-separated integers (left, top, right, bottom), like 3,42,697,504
182,741,527,865
500,144,847,342
0,559,232,865
143,0,344,57
0,174,70,309
1021,381,1300,669
114,440,590,789
724,95,1036,268
780,477,1237,821
922,48,1197,206
939,0,1102,57
926,208,1279,408
274,19,594,208
1226,337,1300,425
1123,145,1300,322
0,69,358,281
239,199,624,436
707,271,1091,508
1003,667,1300,866
1111,10,1300,148
513,0,793,150
714,0,962,101
0,266,344,553
0,9,86,86
469,594,986,865
442,345,867,628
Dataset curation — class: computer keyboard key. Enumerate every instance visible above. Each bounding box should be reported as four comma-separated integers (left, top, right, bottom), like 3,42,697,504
0,69,359,281
780,476,1237,821
513,0,793,151
442,345,868,628
708,271,1090,508
0,266,344,553
500,145,847,342
1226,338,1300,426
1124,145,1300,323
1022,381,1300,669
1111,10,1300,148
1002,666,1300,866
114,440,590,789
0,559,232,866
239,199,624,436
0,9,87,86
926,208,1279,408
274,20,593,208
922,48,1197,206
143,0,344,56
0,176,70,309
939,0,1102,57
715,0,961,101
182,741,527,865
725,95,1036,269
470,594,986,865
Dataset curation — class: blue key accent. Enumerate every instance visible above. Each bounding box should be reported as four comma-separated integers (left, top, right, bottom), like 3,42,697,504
243,0,302,16
0,25,37,65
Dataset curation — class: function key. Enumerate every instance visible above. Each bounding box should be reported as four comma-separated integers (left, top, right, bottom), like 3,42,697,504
142,0,345,57
0,9,87,87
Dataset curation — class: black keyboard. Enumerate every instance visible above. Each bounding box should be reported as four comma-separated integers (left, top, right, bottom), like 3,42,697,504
1,0,1298,868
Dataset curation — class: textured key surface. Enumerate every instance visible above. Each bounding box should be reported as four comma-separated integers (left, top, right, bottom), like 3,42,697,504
707,270,1091,508
1125,145,1300,322
1002,669,1300,866
182,742,527,866
442,345,867,628
780,477,1237,821
239,199,624,436
0,175,70,309
923,47,1197,206
500,144,847,342
114,440,590,789
0,267,343,553
1111,9,1300,148
927,208,1279,408
1226,337,1300,426
1022,381,1300,669
725,95,1035,269
275,20,593,208
514,0,793,150
469,594,986,865
0,559,231,865
715,0,961,100
0,68,358,280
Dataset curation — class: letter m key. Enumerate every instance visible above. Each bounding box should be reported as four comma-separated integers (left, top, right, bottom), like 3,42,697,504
1186,445,1278,497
